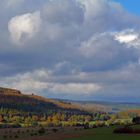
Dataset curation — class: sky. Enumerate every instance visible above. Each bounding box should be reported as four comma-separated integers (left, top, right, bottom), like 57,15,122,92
0,0,140,102
115,0,140,16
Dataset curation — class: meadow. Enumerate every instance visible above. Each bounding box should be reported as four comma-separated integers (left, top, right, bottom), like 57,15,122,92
0,88,140,140
68,126,140,140
0,126,140,140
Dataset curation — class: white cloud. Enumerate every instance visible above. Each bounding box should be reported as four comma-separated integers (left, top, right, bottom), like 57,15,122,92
42,0,83,25
78,0,109,22
8,11,41,45
114,29,138,44
115,34,138,43
9,79,49,94
0,69,102,95
113,29,140,49
1,0,140,100
49,83,102,95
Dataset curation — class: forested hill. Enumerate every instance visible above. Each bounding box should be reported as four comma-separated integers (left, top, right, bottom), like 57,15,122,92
0,87,89,115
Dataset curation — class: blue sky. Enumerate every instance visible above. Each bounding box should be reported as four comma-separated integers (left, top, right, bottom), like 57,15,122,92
115,0,140,16
0,0,140,102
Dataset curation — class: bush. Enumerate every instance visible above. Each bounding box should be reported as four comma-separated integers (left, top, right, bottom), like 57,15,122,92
3,135,7,139
133,129,140,134
30,132,38,136
84,123,89,129
132,117,140,124
52,128,58,133
14,135,19,138
38,127,45,135
30,133,34,136
34,133,38,135
113,126,133,134
9,135,13,138
17,130,20,134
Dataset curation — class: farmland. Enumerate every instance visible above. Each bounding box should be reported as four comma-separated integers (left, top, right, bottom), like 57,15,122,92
0,87,140,140
0,125,140,140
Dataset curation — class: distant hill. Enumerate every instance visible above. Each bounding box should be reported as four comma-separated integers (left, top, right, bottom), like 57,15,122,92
0,87,21,95
0,87,90,115
55,99,140,113
1,87,139,115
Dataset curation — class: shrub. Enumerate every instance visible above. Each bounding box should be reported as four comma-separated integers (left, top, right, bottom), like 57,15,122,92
30,133,34,136
52,128,58,133
14,135,19,138
84,123,89,129
3,135,7,139
9,135,13,138
133,129,140,134
17,130,20,134
132,117,140,124
113,126,133,134
38,127,45,135
34,133,38,135
31,132,38,136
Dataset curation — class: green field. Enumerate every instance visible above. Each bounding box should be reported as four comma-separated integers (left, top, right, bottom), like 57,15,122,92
67,126,140,140
0,126,140,140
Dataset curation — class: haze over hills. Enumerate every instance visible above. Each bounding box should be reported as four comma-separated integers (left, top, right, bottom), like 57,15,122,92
0,87,116,114
0,87,140,114
55,98,140,113
0,87,88,114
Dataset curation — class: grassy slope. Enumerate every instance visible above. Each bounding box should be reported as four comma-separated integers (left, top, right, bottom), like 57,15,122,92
0,89,89,114
1,87,140,113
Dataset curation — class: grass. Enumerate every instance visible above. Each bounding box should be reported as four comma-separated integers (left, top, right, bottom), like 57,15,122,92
0,125,140,140
69,135,140,140
67,126,140,140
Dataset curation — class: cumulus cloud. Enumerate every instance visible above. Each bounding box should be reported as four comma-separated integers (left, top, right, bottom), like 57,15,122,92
49,83,101,95
113,29,140,49
114,29,138,43
8,11,41,45
1,0,140,100
79,0,110,22
115,34,138,44
42,0,84,25
0,69,50,93
0,69,102,96
79,32,139,71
